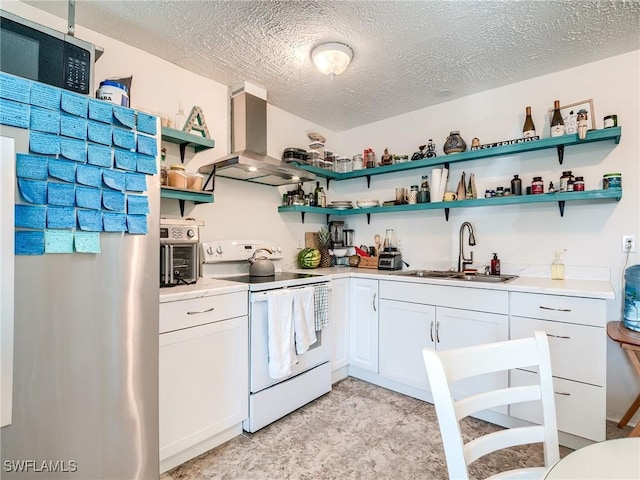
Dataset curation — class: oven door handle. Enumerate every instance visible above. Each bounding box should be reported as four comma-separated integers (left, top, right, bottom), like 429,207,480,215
168,244,175,285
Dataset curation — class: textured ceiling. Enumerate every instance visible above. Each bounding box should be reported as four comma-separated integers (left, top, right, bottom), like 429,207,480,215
25,0,640,131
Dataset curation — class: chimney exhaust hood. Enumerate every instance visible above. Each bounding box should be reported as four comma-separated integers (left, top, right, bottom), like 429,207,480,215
199,83,315,186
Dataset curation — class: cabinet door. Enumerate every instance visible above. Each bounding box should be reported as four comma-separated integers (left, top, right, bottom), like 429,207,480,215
379,299,435,390
436,307,509,413
159,316,248,461
349,278,379,373
330,278,350,371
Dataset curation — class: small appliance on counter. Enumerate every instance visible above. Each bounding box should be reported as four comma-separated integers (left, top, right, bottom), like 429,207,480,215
159,218,203,287
378,228,403,270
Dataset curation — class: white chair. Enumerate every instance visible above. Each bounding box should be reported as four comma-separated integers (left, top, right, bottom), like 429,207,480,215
422,331,560,479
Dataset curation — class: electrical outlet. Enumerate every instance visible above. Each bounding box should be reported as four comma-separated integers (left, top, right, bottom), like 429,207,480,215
296,239,303,249
622,235,636,253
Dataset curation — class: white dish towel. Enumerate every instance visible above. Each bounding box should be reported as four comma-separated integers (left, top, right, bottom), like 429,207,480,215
267,289,295,379
292,287,317,355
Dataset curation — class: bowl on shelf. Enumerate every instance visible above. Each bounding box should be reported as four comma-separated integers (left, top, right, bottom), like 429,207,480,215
356,199,380,208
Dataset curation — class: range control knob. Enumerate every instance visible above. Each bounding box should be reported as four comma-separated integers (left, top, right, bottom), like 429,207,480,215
216,244,224,255
206,245,214,255
186,228,196,238
274,246,282,253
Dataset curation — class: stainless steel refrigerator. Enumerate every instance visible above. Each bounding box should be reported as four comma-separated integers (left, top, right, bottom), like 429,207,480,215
0,123,159,479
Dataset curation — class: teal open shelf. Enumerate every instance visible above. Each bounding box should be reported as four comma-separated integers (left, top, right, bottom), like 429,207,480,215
161,126,215,153
161,186,214,216
278,188,622,223
294,127,622,187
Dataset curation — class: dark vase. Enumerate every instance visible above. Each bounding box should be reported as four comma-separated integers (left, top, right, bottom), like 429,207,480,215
443,131,467,155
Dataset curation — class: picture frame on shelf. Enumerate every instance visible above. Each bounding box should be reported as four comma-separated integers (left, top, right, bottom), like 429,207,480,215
557,99,596,134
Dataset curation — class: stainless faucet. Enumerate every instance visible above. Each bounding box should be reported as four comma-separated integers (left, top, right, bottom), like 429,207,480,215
458,222,477,272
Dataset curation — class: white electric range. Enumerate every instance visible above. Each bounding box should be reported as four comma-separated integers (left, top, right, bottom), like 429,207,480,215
200,240,332,432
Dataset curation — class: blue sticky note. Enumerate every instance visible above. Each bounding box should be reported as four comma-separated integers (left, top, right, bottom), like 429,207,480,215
46,206,76,229
88,120,112,145
17,153,49,180
136,134,157,156
1,98,30,128
30,82,60,110
76,164,103,187
127,194,149,215
29,105,60,133
15,204,46,229
112,128,136,149
18,178,47,205
102,169,126,191
76,186,101,210
136,154,157,175
61,91,88,118
74,231,101,253
125,172,147,192
103,212,127,232
44,229,74,253
127,214,148,234
88,99,112,123
77,209,103,231
112,105,135,128
114,148,137,171
87,143,112,168
29,131,60,155
48,158,77,183
59,136,87,163
60,114,87,140
0,73,31,103
136,112,157,135
15,230,45,255
102,189,126,212
47,182,76,206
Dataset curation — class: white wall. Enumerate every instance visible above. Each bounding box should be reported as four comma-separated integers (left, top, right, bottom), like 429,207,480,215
8,0,640,427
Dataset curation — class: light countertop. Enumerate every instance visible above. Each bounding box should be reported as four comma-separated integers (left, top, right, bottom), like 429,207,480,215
159,277,248,303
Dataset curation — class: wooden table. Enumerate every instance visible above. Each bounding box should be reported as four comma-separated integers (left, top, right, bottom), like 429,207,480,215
607,321,640,437
544,437,640,479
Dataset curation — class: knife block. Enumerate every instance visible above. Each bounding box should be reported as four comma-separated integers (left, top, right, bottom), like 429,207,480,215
358,256,378,269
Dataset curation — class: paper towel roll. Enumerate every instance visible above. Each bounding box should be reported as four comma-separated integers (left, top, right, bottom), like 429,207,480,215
431,168,442,202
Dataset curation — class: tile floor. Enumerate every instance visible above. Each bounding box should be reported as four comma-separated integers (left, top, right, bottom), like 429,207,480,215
162,377,632,479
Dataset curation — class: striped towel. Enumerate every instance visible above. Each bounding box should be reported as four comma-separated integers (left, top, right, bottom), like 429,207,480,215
313,284,329,330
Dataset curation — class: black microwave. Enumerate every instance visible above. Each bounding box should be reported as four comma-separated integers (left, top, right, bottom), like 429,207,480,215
0,9,98,95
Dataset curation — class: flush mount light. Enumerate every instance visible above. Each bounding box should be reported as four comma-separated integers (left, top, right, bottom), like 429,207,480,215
311,42,353,79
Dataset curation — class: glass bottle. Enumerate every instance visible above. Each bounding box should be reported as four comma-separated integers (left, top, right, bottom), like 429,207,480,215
559,171,573,192
574,176,585,191
550,100,565,137
552,251,565,280
522,106,536,138
531,176,544,194
174,105,187,131
419,175,430,203
511,174,522,195
319,187,327,207
313,181,321,207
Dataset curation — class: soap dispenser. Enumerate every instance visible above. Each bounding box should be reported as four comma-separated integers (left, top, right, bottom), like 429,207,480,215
490,253,500,275
552,250,565,280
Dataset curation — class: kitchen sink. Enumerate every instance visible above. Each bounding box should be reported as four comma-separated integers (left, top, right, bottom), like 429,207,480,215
390,269,518,283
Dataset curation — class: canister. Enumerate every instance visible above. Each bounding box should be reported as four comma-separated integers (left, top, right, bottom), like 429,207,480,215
168,164,187,188
603,115,618,128
97,80,129,107
603,173,621,189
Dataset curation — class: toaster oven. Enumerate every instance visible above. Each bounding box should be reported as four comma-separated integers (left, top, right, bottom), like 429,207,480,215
160,221,200,287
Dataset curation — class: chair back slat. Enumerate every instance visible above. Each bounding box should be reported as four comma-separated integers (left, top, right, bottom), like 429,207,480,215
455,385,542,420
464,426,546,464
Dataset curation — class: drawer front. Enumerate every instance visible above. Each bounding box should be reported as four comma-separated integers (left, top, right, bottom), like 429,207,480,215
510,369,605,442
511,317,605,386
380,280,508,314
160,291,248,333
510,292,605,327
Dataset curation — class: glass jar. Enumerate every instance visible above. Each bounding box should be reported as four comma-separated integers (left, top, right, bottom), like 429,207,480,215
574,176,585,191
352,154,364,170
419,175,430,203
335,156,352,173
168,164,187,188
531,176,544,194
495,187,504,196
408,185,419,204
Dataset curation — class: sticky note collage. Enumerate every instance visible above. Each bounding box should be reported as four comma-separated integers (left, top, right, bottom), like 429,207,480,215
1,72,157,256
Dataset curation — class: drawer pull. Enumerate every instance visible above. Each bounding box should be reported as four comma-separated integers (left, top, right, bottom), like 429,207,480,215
539,305,572,312
186,307,215,315
436,321,440,343
547,334,571,340
554,391,571,396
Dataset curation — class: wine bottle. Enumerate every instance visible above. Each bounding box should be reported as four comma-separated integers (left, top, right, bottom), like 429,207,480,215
313,181,321,207
522,106,536,138
550,100,565,137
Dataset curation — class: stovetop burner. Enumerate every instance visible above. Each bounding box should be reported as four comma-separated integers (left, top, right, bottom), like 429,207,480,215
219,272,321,284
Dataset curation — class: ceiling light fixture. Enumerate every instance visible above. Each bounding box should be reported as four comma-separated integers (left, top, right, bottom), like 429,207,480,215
311,42,353,79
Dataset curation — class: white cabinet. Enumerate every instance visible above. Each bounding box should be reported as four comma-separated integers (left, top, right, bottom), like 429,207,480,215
159,291,248,473
330,277,350,381
378,280,509,411
349,278,379,373
509,292,607,442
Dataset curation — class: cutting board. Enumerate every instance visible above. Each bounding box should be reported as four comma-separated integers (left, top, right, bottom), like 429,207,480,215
305,232,320,248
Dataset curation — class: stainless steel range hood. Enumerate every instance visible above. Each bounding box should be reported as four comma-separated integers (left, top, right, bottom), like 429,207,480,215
199,83,315,186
